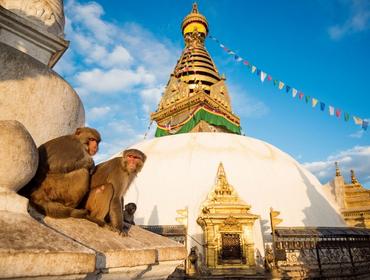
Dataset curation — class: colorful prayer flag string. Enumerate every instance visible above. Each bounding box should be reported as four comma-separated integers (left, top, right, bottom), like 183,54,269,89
208,34,368,131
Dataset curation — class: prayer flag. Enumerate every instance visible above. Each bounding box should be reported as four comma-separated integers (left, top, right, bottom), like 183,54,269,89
329,106,335,116
220,44,225,48
312,98,318,107
251,66,257,73
278,81,284,90
305,96,310,103
256,69,261,76
344,112,350,121
335,109,341,118
285,85,291,93
243,60,250,66
292,88,298,98
260,71,267,82
353,116,362,125
267,75,272,81
299,92,304,100
363,120,369,130
320,102,325,111
273,79,278,86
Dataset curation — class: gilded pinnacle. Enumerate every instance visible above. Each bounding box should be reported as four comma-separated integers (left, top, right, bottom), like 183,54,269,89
335,162,341,177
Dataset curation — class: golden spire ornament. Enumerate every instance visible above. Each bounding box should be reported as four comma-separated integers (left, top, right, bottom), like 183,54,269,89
151,3,241,137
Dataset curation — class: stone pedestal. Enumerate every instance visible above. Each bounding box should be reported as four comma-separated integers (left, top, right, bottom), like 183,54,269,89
0,6,84,147
44,216,187,279
0,212,96,279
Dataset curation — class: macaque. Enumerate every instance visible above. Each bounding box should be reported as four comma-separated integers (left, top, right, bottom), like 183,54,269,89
123,202,137,225
85,149,146,234
19,127,101,218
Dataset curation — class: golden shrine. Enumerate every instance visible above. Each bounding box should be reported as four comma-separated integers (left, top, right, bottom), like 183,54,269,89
197,163,259,274
151,3,241,136
329,163,370,228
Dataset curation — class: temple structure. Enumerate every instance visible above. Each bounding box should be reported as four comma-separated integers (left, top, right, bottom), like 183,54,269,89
124,3,370,279
324,163,370,228
152,3,240,137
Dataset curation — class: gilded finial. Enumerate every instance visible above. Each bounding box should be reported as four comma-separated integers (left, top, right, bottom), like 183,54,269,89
214,162,233,196
182,2,208,37
192,2,199,13
351,170,359,184
335,162,341,177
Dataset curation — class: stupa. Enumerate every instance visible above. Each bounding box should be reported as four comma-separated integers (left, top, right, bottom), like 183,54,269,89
122,3,370,278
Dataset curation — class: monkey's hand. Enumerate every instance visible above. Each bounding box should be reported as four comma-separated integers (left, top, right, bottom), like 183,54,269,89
104,224,128,237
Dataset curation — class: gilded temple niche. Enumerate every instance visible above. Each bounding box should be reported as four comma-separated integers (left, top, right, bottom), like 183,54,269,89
197,163,259,273
210,79,231,110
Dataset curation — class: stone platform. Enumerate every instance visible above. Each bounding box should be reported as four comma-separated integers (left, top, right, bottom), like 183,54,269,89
0,207,186,279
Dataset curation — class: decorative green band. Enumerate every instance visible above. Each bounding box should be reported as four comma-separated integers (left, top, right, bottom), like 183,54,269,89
155,108,241,137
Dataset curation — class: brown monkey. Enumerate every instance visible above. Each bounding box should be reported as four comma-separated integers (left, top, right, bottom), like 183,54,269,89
123,202,137,225
85,149,146,234
19,127,101,218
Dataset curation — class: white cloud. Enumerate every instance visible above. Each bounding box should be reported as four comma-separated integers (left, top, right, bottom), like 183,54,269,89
228,83,269,118
139,86,164,114
88,106,111,120
93,120,145,162
101,45,133,68
328,0,370,40
75,67,155,94
66,0,115,44
57,0,181,161
349,129,364,138
303,146,370,188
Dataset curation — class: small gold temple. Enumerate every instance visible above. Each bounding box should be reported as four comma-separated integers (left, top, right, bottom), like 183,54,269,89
330,163,370,228
151,3,241,137
197,163,258,274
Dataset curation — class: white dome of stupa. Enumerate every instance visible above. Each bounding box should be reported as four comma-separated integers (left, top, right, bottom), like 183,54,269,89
125,132,345,237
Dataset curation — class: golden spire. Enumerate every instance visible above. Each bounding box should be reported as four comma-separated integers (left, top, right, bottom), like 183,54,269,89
214,162,233,196
335,162,341,177
351,170,359,184
151,3,241,137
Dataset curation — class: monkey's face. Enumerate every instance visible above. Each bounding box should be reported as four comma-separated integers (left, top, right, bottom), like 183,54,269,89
126,203,137,214
125,154,144,173
88,139,99,156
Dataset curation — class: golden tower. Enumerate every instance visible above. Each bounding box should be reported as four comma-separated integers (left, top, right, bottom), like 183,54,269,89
151,3,241,137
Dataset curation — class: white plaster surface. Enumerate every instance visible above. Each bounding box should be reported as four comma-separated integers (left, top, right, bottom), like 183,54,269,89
0,120,38,192
124,133,346,254
0,43,85,146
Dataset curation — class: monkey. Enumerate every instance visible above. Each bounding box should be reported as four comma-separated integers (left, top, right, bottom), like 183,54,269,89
84,149,146,234
19,127,101,219
123,202,137,225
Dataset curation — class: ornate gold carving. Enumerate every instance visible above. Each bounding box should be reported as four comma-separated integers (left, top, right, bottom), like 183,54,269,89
330,165,370,229
220,216,242,232
197,163,258,272
351,169,359,184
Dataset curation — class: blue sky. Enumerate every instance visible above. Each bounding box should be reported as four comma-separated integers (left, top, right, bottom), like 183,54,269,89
55,0,370,187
